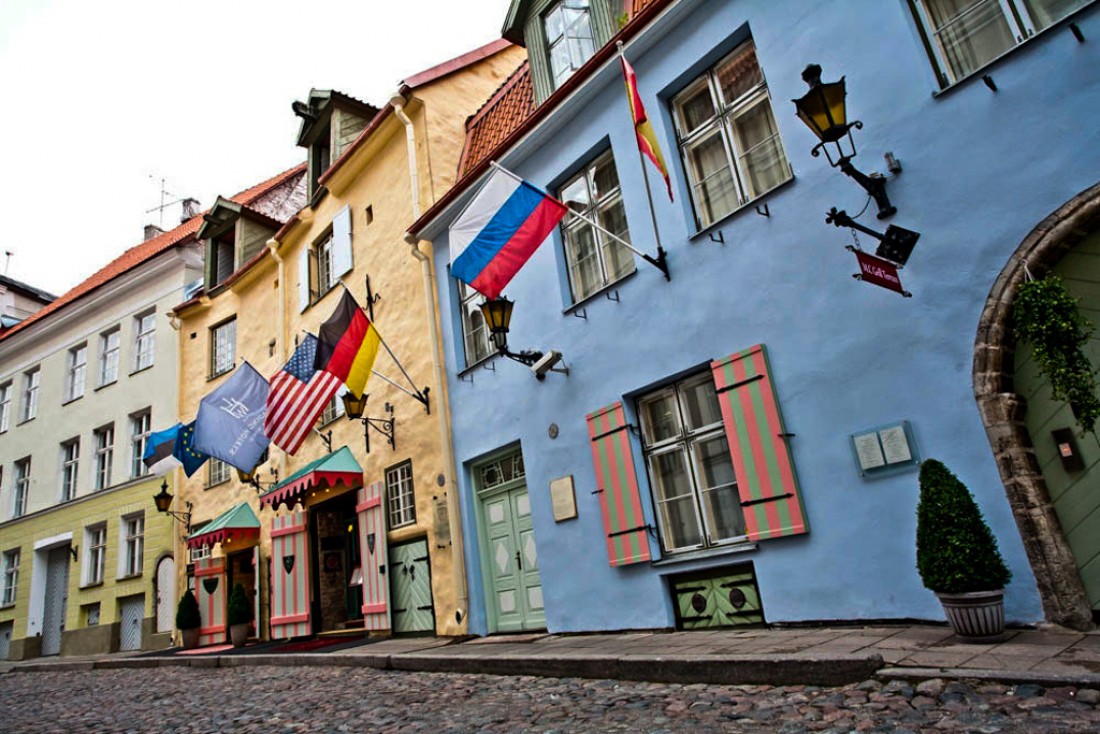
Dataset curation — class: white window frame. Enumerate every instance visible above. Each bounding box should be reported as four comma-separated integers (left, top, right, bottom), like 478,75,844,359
130,410,151,479
0,381,10,433
210,318,236,378
13,457,30,519
458,281,492,368
21,367,39,422
638,373,746,554
207,458,230,488
188,521,211,562
93,424,114,491
134,311,156,372
312,232,336,302
120,513,144,578
543,0,596,90
319,393,345,426
60,438,80,502
671,41,791,230
386,461,416,529
1,549,18,607
909,0,1095,87
558,150,635,303
99,327,121,386
85,524,107,586
65,344,87,402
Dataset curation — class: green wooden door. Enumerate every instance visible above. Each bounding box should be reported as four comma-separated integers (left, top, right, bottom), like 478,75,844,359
481,486,545,632
388,539,434,634
1015,229,1100,611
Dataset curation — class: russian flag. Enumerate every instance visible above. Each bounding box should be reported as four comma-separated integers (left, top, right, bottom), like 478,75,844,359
449,166,568,300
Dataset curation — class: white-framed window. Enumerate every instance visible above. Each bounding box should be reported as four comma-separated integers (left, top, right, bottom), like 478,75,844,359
13,457,30,519
120,513,144,577
638,373,745,554
85,524,107,586
544,0,595,90
134,311,156,371
386,461,416,529
188,521,210,562
312,232,336,301
909,0,1094,86
671,41,791,230
558,151,635,302
99,327,120,386
21,367,40,422
130,410,151,479
210,318,236,378
1,549,18,606
0,381,10,433
60,438,80,502
319,393,345,426
93,424,114,491
207,458,230,487
65,344,87,402
458,281,491,368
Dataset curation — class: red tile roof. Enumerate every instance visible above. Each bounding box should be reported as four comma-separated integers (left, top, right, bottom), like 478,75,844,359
401,39,514,90
0,163,306,343
457,61,535,179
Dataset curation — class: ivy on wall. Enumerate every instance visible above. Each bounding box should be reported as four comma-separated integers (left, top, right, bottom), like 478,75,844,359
1015,275,1100,435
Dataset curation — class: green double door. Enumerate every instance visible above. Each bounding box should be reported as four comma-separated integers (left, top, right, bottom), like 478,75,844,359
389,539,434,634
480,482,545,632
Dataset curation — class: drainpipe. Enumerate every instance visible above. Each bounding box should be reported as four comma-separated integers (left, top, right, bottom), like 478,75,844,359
392,92,468,631
264,237,287,643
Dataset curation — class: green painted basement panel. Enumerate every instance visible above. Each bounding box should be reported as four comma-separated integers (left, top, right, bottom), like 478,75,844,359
673,567,763,630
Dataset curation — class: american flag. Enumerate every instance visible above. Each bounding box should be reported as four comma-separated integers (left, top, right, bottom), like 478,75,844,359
264,334,342,454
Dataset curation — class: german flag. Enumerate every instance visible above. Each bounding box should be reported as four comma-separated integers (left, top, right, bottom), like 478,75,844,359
313,289,381,397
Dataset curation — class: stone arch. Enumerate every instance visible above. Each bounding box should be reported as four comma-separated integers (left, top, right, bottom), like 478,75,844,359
974,183,1100,631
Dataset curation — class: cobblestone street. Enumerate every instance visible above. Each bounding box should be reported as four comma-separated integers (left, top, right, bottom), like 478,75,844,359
4,666,1100,733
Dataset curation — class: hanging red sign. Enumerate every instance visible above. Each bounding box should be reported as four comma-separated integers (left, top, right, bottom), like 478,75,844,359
853,250,912,297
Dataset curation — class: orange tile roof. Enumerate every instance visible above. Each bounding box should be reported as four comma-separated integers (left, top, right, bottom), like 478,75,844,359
457,61,535,179
0,163,305,343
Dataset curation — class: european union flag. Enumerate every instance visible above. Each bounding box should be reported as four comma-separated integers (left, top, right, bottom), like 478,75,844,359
193,361,271,473
173,420,210,478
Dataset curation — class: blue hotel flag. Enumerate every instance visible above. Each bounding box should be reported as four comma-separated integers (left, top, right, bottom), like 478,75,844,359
192,361,271,473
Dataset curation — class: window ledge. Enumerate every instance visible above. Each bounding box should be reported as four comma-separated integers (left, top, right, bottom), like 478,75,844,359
207,366,236,382
80,581,104,590
456,353,500,380
61,395,84,407
129,364,154,378
116,572,143,582
94,380,117,392
563,270,638,316
16,417,35,426
0,602,14,610
205,478,230,491
688,176,796,243
651,541,758,568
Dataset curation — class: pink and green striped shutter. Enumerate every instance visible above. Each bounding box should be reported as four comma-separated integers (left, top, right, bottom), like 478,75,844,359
710,344,808,542
270,512,311,639
586,401,652,567
194,557,226,646
356,481,390,631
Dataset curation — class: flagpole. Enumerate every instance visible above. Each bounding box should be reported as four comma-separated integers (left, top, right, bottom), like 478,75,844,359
618,41,670,282
488,163,670,280
370,370,424,401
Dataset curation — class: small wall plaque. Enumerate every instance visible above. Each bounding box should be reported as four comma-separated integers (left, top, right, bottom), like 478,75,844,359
850,420,919,477
550,475,578,522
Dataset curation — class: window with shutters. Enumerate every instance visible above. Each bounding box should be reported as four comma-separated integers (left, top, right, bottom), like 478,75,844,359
1,549,18,607
210,318,236,378
65,344,87,403
99,327,120,386
60,438,79,502
93,424,114,491
21,367,39,422
458,280,492,368
909,0,1094,87
130,409,151,479
672,41,791,230
134,310,155,371
309,231,336,304
300,207,353,311
0,381,11,433
637,373,745,553
13,457,30,519
85,524,107,586
558,150,635,303
386,460,416,528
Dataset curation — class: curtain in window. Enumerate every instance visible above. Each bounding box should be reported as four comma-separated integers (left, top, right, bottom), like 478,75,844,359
925,0,1015,80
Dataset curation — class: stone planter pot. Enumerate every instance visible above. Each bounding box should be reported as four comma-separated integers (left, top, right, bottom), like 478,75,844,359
180,628,200,650
936,589,1006,643
230,623,249,648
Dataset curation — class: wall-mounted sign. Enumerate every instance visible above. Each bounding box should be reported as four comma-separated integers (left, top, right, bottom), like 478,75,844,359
853,250,912,297
850,421,920,477
550,475,578,522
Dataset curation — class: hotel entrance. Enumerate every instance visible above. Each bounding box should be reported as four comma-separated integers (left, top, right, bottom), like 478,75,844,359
308,491,362,633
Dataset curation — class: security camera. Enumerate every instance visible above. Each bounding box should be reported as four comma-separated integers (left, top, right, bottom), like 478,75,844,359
531,350,568,380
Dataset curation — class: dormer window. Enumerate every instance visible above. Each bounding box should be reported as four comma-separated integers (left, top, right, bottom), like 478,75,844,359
199,196,284,291
544,0,595,90
293,90,379,201
213,230,236,285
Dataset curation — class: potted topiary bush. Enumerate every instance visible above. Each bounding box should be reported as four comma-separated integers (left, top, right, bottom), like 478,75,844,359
227,582,253,648
916,459,1012,642
176,589,202,649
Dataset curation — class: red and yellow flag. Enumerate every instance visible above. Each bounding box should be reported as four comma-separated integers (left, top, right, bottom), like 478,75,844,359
313,289,381,398
621,54,673,201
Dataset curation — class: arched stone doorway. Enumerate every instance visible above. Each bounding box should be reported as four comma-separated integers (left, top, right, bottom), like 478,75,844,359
974,183,1100,631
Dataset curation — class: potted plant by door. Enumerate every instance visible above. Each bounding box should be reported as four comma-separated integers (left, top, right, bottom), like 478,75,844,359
227,582,253,648
916,459,1012,642
176,589,202,650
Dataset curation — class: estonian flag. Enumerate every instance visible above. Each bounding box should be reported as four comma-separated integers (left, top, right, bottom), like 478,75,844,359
313,290,381,398
142,423,183,475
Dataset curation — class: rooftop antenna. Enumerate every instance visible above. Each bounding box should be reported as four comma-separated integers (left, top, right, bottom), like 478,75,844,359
145,175,188,228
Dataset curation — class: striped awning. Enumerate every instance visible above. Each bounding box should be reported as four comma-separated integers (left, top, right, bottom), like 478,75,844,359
259,446,363,511
185,502,261,550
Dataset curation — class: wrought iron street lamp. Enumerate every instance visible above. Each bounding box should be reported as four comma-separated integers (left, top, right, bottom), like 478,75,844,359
153,479,192,533
793,64,896,219
342,391,395,454
479,296,544,368
236,466,278,491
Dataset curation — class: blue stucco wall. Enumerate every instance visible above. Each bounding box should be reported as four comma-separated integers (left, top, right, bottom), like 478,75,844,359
429,0,1100,635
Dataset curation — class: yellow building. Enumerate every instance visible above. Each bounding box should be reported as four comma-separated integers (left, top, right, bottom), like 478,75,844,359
171,40,523,643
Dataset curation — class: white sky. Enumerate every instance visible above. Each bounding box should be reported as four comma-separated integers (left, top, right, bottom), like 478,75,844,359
0,0,515,296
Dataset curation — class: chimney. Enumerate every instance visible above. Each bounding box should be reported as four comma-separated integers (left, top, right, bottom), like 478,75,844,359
144,224,166,241
180,198,201,223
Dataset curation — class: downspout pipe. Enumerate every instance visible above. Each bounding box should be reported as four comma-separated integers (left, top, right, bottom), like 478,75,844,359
392,92,468,631
265,237,287,644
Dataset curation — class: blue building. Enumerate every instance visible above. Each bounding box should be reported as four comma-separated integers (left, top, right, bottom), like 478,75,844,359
407,0,1100,636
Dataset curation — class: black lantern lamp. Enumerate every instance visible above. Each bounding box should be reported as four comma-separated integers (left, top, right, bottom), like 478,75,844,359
236,466,278,491
794,64,896,219
342,391,395,454
153,479,192,533
479,297,545,368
